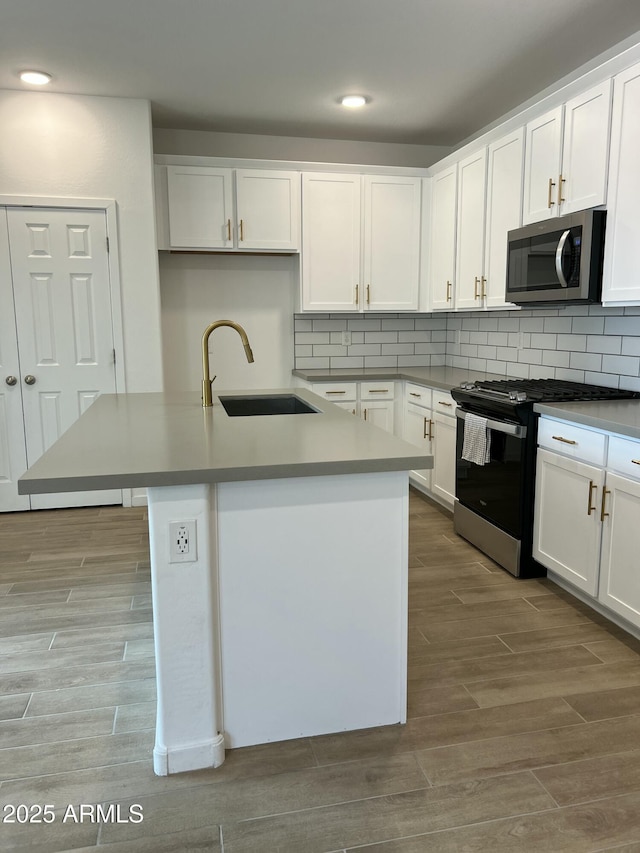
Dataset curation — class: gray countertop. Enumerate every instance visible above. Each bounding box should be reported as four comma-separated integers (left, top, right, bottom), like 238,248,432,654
293,365,510,391
534,399,640,441
18,388,433,495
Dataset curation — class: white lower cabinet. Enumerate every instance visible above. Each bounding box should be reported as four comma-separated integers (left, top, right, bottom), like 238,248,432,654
308,381,395,433
403,383,456,507
533,417,640,633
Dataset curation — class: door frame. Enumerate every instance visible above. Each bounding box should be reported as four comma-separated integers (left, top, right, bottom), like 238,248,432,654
0,195,130,506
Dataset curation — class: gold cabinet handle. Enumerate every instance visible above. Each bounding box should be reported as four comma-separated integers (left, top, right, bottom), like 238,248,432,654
552,435,577,445
351,408,356,415
438,401,452,407
587,480,597,516
557,174,565,206
600,486,611,522
631,459,640,465
481,276,487,299
446,280,452,302
367,389,389,394
548,177,556,208
423,417,433,441
474,276,480,299
355,284,359,306
325,390,346,395
366,284,370,305
226,219,231,241
409,392,421,398
363,408,367,421
239,219,244,241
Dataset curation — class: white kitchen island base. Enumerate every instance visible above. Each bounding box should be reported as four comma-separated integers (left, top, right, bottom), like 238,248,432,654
148,470,408,775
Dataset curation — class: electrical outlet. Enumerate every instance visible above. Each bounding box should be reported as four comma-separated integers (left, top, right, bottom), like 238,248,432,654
341,330,352,346
169,520,197,563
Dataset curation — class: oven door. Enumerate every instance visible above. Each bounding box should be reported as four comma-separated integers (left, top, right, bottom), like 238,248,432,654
455,409,528,539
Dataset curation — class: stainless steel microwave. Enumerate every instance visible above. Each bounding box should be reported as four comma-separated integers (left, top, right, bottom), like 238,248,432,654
506,209,606,306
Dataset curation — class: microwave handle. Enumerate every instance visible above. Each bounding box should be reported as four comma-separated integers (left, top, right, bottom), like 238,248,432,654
555,229,571,287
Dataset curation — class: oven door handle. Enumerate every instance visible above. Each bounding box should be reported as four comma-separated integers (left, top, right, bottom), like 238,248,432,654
456,409,527,438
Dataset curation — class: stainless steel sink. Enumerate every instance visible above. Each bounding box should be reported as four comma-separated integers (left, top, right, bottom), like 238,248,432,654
219,394,319,417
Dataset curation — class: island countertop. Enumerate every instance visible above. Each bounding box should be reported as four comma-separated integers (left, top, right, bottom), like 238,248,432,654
18,388,433,494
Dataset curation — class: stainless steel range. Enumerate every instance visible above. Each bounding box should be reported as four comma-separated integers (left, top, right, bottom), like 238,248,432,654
450,378,639,578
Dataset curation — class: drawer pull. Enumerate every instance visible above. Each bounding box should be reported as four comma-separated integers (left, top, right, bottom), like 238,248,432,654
552,435,577,445
367,389,389,394
409,392,421,398
438,401,452,407
600,486,611,523
325,390,346,395
587,480,597,516
632,459,640,466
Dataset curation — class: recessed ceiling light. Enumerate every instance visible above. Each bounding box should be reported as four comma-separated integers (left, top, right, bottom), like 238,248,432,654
340,95,367,108
20,70,52,86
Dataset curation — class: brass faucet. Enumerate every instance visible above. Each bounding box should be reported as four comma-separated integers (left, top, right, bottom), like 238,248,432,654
201,320,254,407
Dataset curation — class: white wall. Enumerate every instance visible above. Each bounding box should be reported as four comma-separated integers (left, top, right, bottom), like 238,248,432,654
159,253,296,393
0,90,163,393
153,128,451,169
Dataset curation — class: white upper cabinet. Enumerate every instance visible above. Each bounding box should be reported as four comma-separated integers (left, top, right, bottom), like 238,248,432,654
428,164,457,310
301,173,421,312
484,128,524,309
301,173,361,312
165,166,300,252
167,166,234,249
602,60,640,306
455,148,488,310
523,80,612,224
363,175,421,311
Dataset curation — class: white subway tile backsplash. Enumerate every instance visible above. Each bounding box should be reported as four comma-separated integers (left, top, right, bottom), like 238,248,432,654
293,306,640,385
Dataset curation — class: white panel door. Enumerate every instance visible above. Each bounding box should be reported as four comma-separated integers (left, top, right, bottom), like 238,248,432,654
598,472,640,627
301,173,361,311
363,176,421,311
432,412,456,507
6,207,120,510
0,210,30,511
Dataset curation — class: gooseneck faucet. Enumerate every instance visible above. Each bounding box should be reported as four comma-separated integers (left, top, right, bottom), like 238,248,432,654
201,320,254,407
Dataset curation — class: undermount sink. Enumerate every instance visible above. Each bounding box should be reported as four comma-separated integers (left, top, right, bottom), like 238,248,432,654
219,394,320,417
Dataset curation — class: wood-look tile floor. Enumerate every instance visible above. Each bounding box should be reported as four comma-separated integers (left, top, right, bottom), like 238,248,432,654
2,490,640,851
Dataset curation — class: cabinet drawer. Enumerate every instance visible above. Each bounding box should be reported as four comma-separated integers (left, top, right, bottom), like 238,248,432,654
607,434,640,480
538,417,606,466
311,382,357,402
360,381,395,400
405,383,432,409
433,390,456,416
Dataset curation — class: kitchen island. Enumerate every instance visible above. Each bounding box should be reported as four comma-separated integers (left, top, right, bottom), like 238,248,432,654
18,388,431,775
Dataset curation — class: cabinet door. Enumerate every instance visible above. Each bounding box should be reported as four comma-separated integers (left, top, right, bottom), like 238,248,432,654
167,166,234,249
455,149,487,310
431,412,456,507
523,107,563,225
484,128,524,309
533,448,603,595
0,209,30,511
602,61,640,305
428,165,457,310
560,80,612,215
363,176,421,311
301,173,361,311
361,399,394,434
235,169,300,251
403,402,433,490
598,471,640,627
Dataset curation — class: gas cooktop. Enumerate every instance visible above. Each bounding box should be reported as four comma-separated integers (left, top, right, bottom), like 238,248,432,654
453,378,640,405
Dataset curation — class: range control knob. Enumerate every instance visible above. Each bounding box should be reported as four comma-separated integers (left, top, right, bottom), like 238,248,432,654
509,390,527,402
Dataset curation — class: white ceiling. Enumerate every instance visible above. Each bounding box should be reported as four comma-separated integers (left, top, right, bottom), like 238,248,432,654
3,0,640,147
